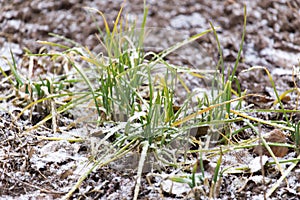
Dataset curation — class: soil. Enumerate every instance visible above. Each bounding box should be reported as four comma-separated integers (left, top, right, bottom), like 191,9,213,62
1,0,300,199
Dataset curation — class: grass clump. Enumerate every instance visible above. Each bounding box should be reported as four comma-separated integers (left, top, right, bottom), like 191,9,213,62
1,1,300,199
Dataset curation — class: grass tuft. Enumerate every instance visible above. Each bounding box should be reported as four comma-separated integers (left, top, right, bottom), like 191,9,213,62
1,2,300,199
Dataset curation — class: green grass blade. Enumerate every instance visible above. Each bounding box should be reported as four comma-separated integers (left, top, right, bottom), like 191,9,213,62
133,141,149,200
230,5,247,81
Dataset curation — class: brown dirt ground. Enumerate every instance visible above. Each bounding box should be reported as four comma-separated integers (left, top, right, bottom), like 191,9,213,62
1,0,300,199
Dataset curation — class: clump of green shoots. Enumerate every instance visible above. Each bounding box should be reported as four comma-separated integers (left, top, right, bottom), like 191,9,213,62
2,0,299,199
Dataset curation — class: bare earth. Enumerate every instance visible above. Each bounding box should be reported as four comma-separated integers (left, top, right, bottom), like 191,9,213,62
0,0,300,199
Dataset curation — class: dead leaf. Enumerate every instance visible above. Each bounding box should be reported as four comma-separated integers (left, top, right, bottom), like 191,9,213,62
253,129,289,157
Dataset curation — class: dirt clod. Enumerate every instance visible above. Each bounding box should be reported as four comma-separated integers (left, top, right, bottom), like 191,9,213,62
253,129,289,157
